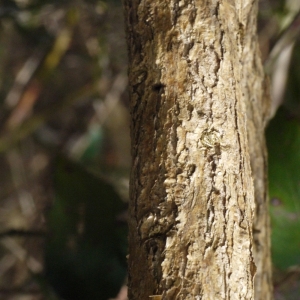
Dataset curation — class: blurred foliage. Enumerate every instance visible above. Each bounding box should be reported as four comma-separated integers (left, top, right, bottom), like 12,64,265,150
267,108,300,269
46,156,127,299
0,0,300,299
0,0,129,299
266,37,300,297
284,41,300,114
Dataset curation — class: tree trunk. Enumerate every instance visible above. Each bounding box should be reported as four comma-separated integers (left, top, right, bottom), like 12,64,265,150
237,3,272,299
123,0,272,299
245,45,273,300
248,80,273,300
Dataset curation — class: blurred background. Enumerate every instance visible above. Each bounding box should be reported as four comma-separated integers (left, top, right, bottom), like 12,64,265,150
0,0,299,299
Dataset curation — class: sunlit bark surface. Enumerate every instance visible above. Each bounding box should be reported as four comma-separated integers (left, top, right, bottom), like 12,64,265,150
124,0,272,299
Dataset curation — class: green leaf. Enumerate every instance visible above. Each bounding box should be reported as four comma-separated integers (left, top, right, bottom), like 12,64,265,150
45,155,127,299
267,108,300,270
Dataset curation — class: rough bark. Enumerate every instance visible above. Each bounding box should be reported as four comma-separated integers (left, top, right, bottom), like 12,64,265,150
248,80,273,300
124,0,271,299
237,2,272,298
243,37,273,300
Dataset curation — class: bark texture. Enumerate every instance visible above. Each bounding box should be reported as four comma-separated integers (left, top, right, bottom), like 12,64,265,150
248,80,273,300
237,2,272,298
244,39,273,300
124,0,271,299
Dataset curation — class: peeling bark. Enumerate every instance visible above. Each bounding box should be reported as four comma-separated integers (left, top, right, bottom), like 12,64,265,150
123,0,272,299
